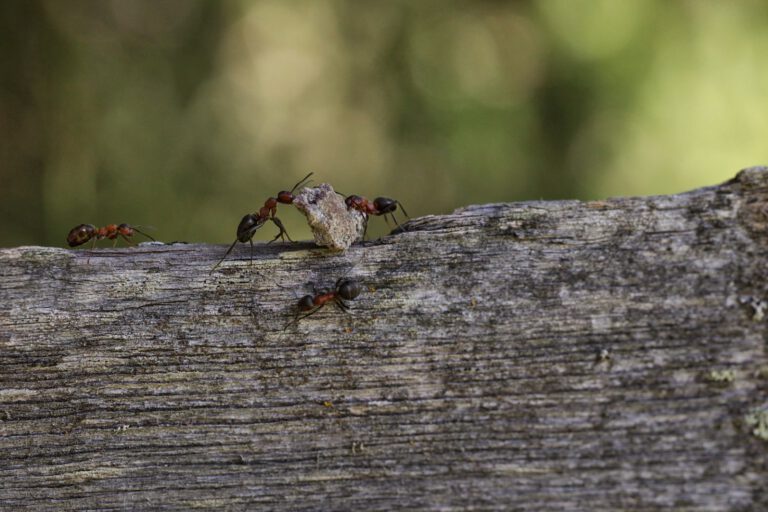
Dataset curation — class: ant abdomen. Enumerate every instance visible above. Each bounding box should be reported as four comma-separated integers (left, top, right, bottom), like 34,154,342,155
298,295,315,312
336,279,361,301
373,197,397,214
67,224,96,247
236,214,263,242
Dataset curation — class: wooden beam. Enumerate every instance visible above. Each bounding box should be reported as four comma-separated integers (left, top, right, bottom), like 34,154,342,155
2,167,767,510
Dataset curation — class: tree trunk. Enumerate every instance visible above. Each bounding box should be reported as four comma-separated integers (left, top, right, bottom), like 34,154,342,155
2,167,768,511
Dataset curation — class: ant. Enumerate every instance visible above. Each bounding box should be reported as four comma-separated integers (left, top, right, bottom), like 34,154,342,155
261,171,313,220
210,214,288,272
283,278,362,330
211,172,313,272
67,223,155,249
344,195,409,236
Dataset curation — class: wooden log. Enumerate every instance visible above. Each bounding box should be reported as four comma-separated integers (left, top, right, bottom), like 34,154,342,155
1,167,767,511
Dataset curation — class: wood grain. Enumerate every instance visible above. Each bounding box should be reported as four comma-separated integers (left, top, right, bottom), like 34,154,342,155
1,167,768,510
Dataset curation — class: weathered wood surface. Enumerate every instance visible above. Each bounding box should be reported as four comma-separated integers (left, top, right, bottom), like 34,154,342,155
1,168,768,511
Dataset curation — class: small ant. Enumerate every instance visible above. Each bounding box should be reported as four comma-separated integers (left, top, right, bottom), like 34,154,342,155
67,223,155,249
345,195,409,235
211,172,313,272
283,278,362,330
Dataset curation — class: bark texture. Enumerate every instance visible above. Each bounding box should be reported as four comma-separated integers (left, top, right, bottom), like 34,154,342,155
2,167,768,511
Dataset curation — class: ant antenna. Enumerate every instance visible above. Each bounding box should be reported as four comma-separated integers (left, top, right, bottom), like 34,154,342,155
290,172,314,194
132,227,157,242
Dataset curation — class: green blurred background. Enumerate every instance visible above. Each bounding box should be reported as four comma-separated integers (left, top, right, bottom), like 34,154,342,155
2,0,767,247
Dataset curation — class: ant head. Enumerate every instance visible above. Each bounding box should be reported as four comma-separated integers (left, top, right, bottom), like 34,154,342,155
117,223,134,236
67,224,95,247
345,195,364,209
236,214,264,242
373,197,398,214
277,173,314,205
336,279,361,301
298,295,315,311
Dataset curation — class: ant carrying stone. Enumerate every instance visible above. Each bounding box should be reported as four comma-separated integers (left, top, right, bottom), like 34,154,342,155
260,172,313,223
211,172,313,272
344,195,409,236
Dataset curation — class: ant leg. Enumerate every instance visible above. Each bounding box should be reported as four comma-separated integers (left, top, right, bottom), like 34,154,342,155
86,237,97,264
383,210,409,235
210,239,239,274
275,217,293,242
397,201,410,218
335,298,351,313
283,310,302,331
267,230,284,244
336,251,367,285
120,234,136,246
283,305,323,330
268,217,293,243
267,233,278,244
388,212,405,232
249,238,254,267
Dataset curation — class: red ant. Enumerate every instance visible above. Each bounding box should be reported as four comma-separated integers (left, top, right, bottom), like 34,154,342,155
211,172,313,272
67,223,155,249
345,195,409,235
210,214,287,272
261,171,313,220
283,277,362,330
